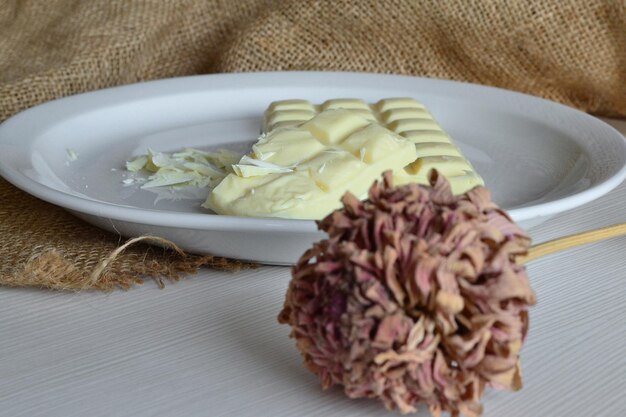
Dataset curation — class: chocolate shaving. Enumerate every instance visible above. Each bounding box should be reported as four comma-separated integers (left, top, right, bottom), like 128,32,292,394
279,171,536,416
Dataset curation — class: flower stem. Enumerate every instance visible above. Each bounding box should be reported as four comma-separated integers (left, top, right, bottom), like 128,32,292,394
519,222,626,264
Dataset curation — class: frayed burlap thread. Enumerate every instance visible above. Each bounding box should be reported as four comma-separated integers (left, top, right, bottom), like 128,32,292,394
0,180,256,291
1,0,624,290
3,246,255,291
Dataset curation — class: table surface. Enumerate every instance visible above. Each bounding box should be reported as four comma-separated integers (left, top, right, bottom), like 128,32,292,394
1,119,625,417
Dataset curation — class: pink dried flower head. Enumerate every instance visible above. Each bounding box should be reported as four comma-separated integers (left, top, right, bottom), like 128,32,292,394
278,171,536,417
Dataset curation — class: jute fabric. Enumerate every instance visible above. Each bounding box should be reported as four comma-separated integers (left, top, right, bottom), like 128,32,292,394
1,0,623,290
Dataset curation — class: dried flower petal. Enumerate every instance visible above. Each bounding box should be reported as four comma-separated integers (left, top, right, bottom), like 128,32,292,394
279,170,536,416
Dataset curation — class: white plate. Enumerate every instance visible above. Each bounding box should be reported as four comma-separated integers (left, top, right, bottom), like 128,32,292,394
1,72,625,264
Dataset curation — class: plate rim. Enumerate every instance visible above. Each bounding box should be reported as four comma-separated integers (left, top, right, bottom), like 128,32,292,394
1,71,626,233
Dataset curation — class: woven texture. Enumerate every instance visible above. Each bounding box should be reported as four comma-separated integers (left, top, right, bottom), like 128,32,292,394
1,0,624,290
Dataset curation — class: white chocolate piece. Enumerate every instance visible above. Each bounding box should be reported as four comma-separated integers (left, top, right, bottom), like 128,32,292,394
267,99,315,112
387,118,441,134
253,129,324,166
262,98,484,194
340,124,410,164
375,97,426,112
322,98,370,110
206,109,417,219
263,100,316,131
380,108,430,123
266,110,316,127
395,155,484,194
400,130,451,143
413,142,462,158
405,155,473,177
301,110,371,145
394,170,484,195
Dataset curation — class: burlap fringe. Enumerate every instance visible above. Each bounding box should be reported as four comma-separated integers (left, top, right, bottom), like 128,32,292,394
1,236,257,291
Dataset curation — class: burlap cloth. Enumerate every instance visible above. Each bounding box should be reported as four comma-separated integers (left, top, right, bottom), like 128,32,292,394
1,0,624,291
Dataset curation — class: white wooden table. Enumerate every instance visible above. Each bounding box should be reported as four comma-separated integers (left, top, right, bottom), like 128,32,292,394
1,120,624,417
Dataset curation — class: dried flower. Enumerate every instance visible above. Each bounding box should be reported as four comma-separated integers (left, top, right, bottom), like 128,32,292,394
278,171,536,417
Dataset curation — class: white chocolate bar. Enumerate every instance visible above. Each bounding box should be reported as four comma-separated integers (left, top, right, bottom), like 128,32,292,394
205,109,418,219
263,98,484,194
